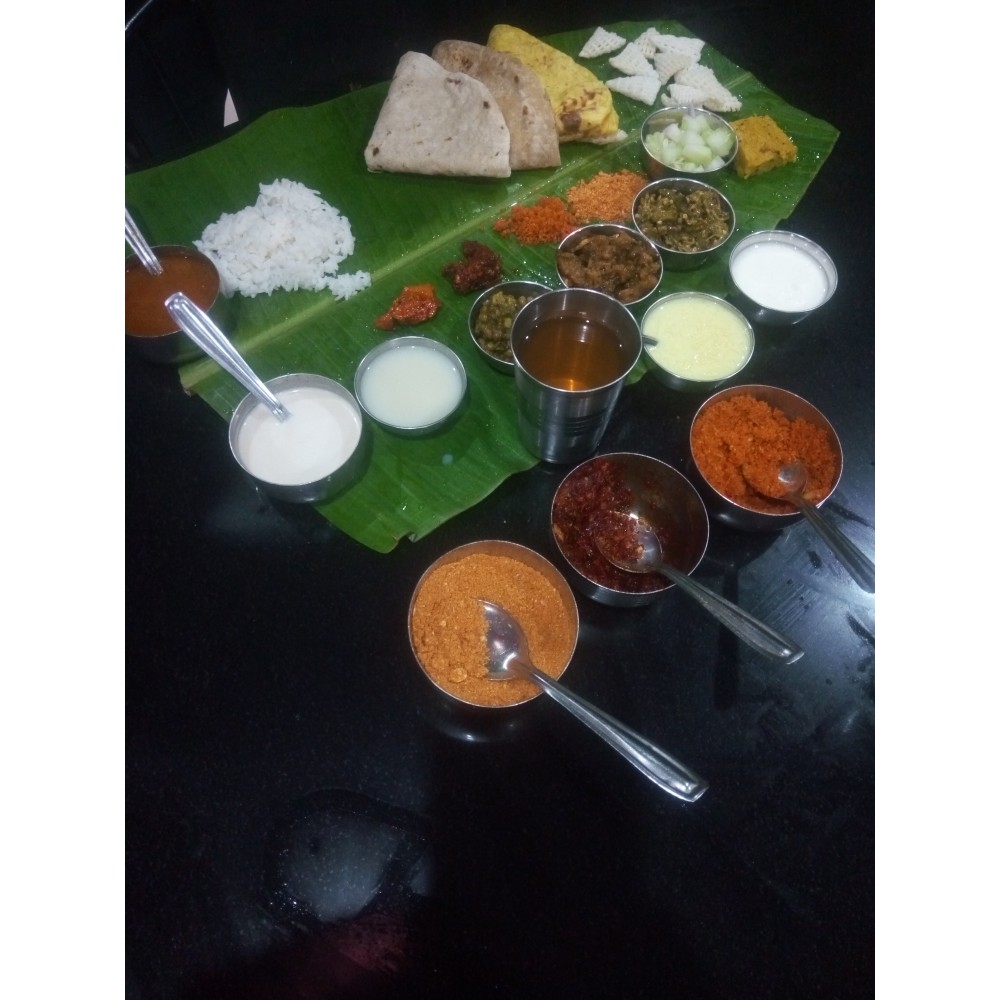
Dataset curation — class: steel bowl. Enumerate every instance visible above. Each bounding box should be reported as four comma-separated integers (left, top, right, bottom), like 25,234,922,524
468,280,550,374
641,291,754,393
407,540,579,709
726,230,838,325
550,452,709,608
556,223,663,306
689,383,844,531
632,177,736,271
228,372,366,504
125,245,220,365
640,105,738,180
354,335,467,435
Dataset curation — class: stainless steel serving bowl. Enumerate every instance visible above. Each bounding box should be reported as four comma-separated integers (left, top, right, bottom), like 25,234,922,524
354,335,467,435
550,452,709,608
641,291,754,393
556,223,663,307
640,105,738,180
688,383,844,531
632,177,736,271
228,372,367,504
408,539,579,709
125,244,221,364
468,280,550,374
726,230,838,326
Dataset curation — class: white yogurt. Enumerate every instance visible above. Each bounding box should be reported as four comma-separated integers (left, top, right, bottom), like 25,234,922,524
358,343,464,429
235,383,362,485
644,295,752,381
731,239,831,312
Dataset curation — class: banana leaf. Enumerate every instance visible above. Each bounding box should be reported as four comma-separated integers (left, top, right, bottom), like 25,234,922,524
125,19,838,553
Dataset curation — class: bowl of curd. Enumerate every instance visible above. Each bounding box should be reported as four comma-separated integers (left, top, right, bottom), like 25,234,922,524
641,292,754,392
354,335,467,435
727,230,838,325
229,373,366,504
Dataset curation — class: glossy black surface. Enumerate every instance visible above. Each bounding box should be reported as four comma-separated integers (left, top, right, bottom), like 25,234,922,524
127,3,874,997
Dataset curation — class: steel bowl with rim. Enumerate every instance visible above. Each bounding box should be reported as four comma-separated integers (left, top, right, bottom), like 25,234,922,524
640,105,738,180
467,280,550,373
556,223,663,306
228,372,367,504
688,383,844,531
726,229,838,326
550,452,710,608
632,177,736,271
354,335,467,435
641,291,754,393
125,244,221,364
407,539,579,709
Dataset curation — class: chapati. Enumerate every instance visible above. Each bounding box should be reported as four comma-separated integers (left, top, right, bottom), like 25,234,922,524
364,51,511,178
431,40,560,170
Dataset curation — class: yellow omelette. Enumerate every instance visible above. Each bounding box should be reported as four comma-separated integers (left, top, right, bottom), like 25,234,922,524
486,24,619,143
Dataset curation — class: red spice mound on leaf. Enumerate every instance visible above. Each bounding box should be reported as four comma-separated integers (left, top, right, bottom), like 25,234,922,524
442,240,503,294
375,283,441,331
494,196,577,245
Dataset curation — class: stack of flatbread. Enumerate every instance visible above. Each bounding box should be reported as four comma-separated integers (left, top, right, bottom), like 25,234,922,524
363,44,561,178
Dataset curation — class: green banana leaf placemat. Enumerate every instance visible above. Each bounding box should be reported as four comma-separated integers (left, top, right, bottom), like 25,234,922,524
125,20,838,553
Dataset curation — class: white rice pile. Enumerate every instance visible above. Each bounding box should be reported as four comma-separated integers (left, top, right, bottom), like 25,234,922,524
195,179,372,299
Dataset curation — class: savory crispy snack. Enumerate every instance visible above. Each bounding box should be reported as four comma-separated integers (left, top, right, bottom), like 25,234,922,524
364,51,511,177
486,24,620,143
432,40,561,170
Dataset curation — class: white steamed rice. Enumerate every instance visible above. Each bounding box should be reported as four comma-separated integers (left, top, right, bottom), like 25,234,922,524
195,178,372,299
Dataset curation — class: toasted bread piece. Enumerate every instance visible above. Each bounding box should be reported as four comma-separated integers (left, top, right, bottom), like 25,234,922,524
730,115,797,178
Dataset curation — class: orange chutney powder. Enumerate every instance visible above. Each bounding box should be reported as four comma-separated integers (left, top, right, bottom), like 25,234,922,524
410,552,576,707
493,196,578,245
692,395,838,513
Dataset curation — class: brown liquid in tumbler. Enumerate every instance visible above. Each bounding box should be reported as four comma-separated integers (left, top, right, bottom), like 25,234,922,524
517,316,630,391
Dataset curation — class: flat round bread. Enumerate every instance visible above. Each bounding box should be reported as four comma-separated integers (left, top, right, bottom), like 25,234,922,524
432,40,560,170
364,52,511,178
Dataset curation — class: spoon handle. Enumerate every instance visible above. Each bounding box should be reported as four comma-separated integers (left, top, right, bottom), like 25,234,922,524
125,207,164,275
165,293,290,422
659,566,804,664
514,660,708,803
793,498,875,593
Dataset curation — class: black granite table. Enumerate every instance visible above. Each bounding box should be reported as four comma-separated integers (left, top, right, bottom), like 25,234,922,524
126,4,874,997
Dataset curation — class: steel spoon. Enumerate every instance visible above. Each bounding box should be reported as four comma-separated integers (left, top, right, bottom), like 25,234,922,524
480,599,708,803
779,463,875,593
164,293,290,422
596,512,803,664
125,206,164,275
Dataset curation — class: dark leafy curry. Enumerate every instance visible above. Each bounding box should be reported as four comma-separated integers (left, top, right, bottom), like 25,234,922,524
634,186,732,253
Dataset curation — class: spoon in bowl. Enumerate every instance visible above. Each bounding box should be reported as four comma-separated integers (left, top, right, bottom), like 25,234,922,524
164,292,290,422
480,599,708,803
125,207,163,275
777,463,875,593
596,512,804,664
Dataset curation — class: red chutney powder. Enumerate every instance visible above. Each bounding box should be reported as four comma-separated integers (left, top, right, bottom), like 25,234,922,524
551,457,667,594
691,395,838,513
493,196,578,245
